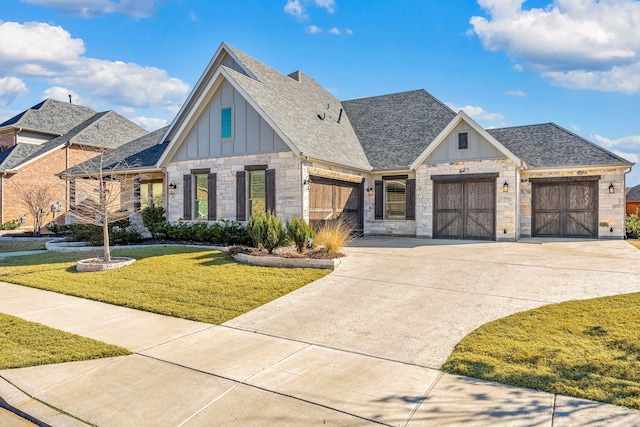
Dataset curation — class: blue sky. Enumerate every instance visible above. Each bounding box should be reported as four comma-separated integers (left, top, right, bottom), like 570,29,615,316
2,0,639,184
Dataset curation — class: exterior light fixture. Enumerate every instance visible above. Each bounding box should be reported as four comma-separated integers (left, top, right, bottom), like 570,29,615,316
503,181,509,192
303,178,312,186
168,182,177,194
366,187,374,195
609,183,615,194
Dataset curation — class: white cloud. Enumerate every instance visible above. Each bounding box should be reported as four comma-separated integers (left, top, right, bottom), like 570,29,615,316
447,102,505,123
0,77,28,106
571,124,580,132
346,28,353,35
20,0,161,18
471,0,640,93
329,27,340,35
314,0,335,13
42,86,82,105
505,90,526,96
307,25,322,34
592,133,640,163
132,116,168,131
284,0,306,18
0,21,189,112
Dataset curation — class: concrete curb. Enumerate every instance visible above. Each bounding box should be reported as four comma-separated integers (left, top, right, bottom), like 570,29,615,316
232,252,341,270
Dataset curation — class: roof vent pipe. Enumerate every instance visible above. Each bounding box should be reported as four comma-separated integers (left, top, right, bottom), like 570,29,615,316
69,94,72,104
337,108,343,123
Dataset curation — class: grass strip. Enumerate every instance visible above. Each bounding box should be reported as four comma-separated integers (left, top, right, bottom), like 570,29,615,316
0,246,329,324
0,313,130,370
443,293,640,409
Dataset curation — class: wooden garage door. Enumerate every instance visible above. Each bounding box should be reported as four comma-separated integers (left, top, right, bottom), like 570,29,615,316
309,177,363,233
532,178,598,238
433,176,496,240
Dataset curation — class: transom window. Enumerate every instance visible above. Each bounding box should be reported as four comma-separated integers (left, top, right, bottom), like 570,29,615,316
385,179,406,219
140,181,163,210
221,107,233,139
194,173,209,219
248,170,266,216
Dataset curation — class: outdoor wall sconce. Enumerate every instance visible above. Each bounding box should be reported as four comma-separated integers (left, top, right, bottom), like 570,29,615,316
168,182,177,194
303,178,312,186
609,183,615,194
366,186,374,195
503,181,509,192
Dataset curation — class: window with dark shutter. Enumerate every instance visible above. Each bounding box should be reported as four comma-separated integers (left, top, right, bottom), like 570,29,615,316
207,173,217,221
183,174,192,220
236,171,246,221
374,180,383,220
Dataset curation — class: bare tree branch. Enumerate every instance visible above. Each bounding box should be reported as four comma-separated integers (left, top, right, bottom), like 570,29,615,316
18,184,58,236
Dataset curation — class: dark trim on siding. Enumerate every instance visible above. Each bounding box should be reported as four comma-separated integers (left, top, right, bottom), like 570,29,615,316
374,180,383,220
236,171,246,221
382,175,409,180
265,169,276,214
207,173,216,221
529,175,601,183
183,174,192,220
244,164,268,171
190,168,210,174
431,172,499,182
405,178,416,220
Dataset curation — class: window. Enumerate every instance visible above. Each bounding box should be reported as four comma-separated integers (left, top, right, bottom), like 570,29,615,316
385,179,406,219
194,173,209,219
248,170,266,216
458,132,469,150
221,107,233,139
139,181,163,210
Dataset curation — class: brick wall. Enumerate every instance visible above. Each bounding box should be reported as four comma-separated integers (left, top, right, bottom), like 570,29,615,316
0,129,15,151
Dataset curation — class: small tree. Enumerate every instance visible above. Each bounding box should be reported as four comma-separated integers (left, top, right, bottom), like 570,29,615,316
18,184,58,236
62,149,141,263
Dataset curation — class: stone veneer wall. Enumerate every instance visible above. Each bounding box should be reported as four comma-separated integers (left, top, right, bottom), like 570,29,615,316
519,167,627,239
416,159,520,241
165,151,302,222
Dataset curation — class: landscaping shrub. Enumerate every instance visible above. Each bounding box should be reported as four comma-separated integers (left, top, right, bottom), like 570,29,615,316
314,219,353,254
64,219,142,246
141,206,167,239
287,216,315,253
162,220,250,246
1,221,19,230
247,211,288,253
626,214,640,239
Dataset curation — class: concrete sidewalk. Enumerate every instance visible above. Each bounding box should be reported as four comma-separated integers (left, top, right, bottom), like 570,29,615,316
1,238,640,425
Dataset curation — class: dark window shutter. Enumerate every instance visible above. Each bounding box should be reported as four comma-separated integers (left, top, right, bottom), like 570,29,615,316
265,169,276,214
183,174,192,220
406,179,416,220
236,171,246,221
374,180,383,220
207,173,217,221
133,177,141,211
69,178,76,209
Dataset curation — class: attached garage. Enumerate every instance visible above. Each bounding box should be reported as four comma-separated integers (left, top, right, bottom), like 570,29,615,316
531,177,598,238
432,173,497,240
308,176,364,233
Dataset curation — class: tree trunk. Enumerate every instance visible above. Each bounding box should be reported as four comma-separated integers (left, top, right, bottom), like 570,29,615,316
103,220,111,263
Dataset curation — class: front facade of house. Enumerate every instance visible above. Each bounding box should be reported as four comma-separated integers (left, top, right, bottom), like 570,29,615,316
99,43,631,241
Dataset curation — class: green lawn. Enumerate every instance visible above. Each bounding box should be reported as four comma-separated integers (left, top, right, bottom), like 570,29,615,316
0,246,329,324
0,313,130,370
443,293,640,409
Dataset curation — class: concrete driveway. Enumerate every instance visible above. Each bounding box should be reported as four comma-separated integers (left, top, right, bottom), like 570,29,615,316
227,237,640,368
2,237,640,426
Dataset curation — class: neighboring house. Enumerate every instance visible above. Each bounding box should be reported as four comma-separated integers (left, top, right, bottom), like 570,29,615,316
0,99,148,227
80,42,633,241
626,185,640,216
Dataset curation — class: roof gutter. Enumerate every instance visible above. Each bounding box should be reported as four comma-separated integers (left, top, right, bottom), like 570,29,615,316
524,163,634,172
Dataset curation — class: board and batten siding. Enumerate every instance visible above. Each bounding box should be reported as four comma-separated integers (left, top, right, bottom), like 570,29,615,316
172,79,289,161
424,122,506,163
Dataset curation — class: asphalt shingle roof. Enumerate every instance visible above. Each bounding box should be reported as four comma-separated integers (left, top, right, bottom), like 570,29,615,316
627,184,640,202
64,126,169,175
487,123,632,168
0,111,147,172
342,90,456,170
0,99,96,135
221,45,371,170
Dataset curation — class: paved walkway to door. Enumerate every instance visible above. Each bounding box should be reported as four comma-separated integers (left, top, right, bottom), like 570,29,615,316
1,238,640,425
